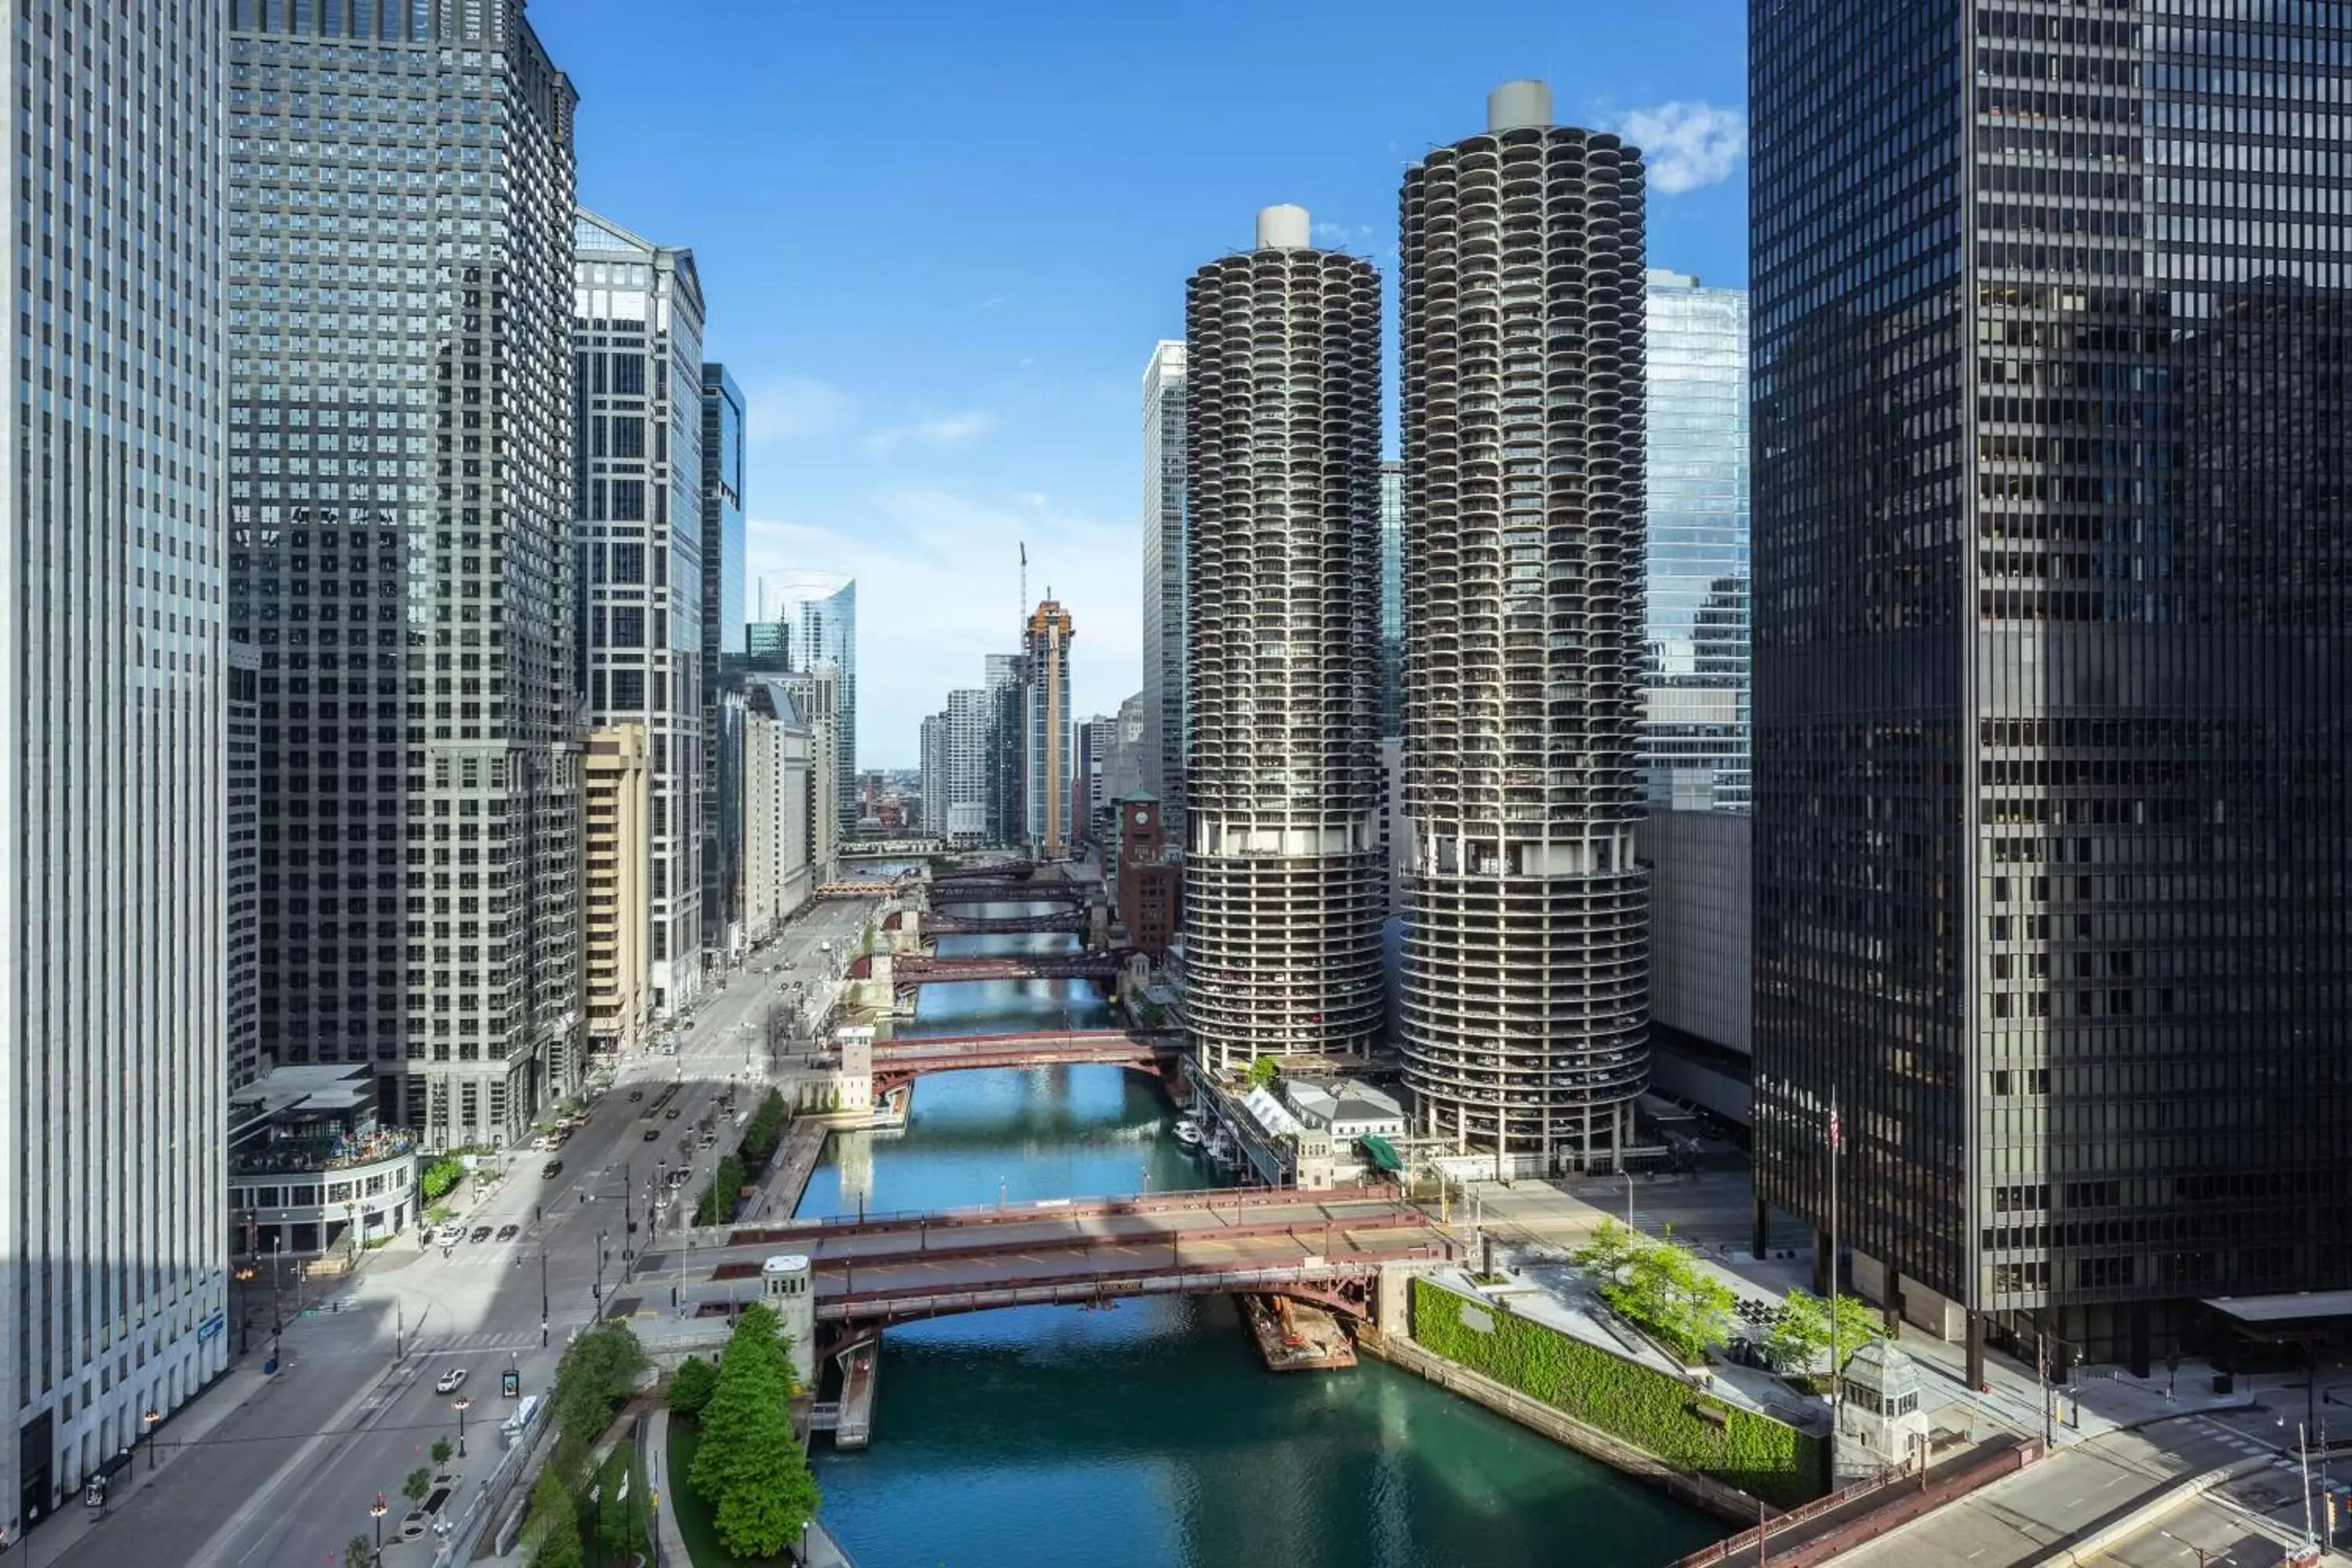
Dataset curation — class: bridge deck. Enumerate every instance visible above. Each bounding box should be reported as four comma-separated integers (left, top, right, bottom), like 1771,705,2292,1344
724,1181,1388,1245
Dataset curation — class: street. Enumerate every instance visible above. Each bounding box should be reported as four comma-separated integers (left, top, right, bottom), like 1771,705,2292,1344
49,897,877,1568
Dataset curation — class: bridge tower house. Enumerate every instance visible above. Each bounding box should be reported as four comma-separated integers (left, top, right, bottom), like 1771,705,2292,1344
761,1254,817,1389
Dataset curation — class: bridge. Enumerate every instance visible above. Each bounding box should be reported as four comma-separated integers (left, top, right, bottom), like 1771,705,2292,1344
652,1186,1454,1366
926,879,1091,907
930,859,1036,881
815,880,901,898
884,909,1088,937
855,953,1123,989
868,1029,1185,1094
841,837,944,858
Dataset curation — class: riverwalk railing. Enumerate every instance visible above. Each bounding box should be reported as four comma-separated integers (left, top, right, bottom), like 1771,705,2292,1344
1666,1437,2042,1567
814,1248,1450,1324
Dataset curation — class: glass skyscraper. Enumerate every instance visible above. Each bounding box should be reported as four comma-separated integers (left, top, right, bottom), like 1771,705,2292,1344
1752,0,2352,1377
227,0,583,1144
1141,342,1189,835
1641,271,1750,811
701,365,748,956
758,572,858,832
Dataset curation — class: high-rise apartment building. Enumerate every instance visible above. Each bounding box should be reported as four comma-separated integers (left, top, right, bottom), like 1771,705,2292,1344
942,688,991,844
1379,460,1405,741
1752,1,2352,1375
1141,341,1189,835
1184,205,1386,1072
1641,271,1751,811
1022,602,1078,860
700,366,748,960
920,713,949,837
5,2,229,1520
1076,714,1118,851
1399,83,1651,1170
782,663,843,886
743,681,815,943
757,572,858,832
582,726,652,1056
984,653,1026,848
227,0,583,1145
574,211,705,1017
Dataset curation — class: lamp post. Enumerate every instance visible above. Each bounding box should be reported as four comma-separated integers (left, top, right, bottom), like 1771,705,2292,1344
539,1247,550,1348
141,1410,161,1474
454,1396,472,1458
371,1493,387,1552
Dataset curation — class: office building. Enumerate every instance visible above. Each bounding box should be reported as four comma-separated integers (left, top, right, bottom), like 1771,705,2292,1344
1023,603,1077,859
700,366,749,960
1380,460,1404,740
582,727,653,1057
1751,0,2352,1374
984,653,1026,848
782,663,843,887
1116,795,1181,958
1399,83,1651,1170
574,211,705,1017
4,2,229,1520
1104,691,1151,807
1635,809,1752,1127
1642,271,1751,811
230,645,265,1091
1184,205,1386,1072
757,572,858,832
1075,714,1118,851
1142,341,1189,835
227,2,583,1145
920,713,949,838
941,688,992,844
743,681,815,945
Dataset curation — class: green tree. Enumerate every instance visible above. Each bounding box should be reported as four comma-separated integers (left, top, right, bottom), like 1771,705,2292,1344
344,1534,379,1568
596,1454,638,1560
549,1323,648,1479
430,1438,453,1466
667,1356,719,1416
522,1465,583,1568
1761,1290,1885,1381
404,1465,434,1504
1243,1056,1279,1091
1574,1221,1734,1363
1569,1218,1644,1280
695,1154,748,1225
688,1304,822,1557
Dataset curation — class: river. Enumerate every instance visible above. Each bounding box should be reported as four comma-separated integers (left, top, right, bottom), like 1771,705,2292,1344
794,899,1722,1567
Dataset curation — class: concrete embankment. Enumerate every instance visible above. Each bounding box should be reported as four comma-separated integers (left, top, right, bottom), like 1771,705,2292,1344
757,1118,830,1221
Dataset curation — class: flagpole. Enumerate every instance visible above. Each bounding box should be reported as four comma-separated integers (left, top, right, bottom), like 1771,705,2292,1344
1828,1086,1840,1486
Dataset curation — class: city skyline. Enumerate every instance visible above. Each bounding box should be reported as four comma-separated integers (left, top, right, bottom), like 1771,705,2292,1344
530,1,1750,758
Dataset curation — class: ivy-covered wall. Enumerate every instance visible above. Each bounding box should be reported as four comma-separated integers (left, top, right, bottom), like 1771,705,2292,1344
1413,1277,1826,1508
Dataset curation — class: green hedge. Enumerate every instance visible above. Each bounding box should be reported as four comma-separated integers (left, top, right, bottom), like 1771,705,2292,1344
1413,1278,1825,1508
739,1089,789,1169
418,1157,466,1203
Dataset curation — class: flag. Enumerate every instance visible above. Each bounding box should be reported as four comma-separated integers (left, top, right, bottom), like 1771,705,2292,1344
1828,1105,1842,1152
617,1471,630,1503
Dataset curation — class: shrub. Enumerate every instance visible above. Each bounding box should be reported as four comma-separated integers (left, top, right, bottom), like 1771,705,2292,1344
419,1157,467,1203
667,1356,719,1417
693,1156,748,1227
1413,1278,1825,1508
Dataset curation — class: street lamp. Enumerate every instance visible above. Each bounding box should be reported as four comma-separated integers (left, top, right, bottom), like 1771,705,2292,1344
453,1396,472,1457
371,1493,388,1552
141,1410,161,1474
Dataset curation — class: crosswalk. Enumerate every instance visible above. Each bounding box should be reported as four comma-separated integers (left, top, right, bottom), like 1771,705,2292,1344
408,1319,594,1359
2190,1414,2299,1470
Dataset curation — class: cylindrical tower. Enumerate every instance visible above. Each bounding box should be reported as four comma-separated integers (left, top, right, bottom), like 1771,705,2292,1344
1399,84,1651,1171
1182,206,1386,1073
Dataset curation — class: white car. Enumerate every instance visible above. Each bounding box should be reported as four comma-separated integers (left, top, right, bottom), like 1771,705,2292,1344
436,1367,469,1395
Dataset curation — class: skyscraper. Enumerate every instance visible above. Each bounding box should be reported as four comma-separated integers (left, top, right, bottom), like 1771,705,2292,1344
1399,83,1651,1169
942,687,992,844
1184,205,1386,1072
920,712,949,837
1379,459,1405,741
758,571,858,832
984,653,1026,848
6,0,228,1518
1142,341,1189,835
1752,0,2352,1376
1023,601,1077,860
701,366,749,960
227,0,583,1145
1641,270,1751,811
582,726,653,1057
574,212,704,1017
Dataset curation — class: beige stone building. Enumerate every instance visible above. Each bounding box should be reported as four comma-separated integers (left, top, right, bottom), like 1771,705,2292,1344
583,727,653,1058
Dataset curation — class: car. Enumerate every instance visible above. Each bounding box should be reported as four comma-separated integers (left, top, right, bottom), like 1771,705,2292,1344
470,1225,492,1243
436,1367,469,1395
627,1089,644,1102
643,1127,660,1142
496,1224,520,1242
665,1107,681,1120
541,1160,563,1179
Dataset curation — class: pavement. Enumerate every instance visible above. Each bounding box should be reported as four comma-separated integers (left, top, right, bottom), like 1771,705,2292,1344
44,896,879,1568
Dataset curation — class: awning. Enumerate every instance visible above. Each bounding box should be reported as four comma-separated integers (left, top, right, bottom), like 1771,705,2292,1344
2203,1291,2352,1326
1359,1134,1403,1174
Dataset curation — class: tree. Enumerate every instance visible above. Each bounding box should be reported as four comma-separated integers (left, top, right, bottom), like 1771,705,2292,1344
522,1465,584,1568
1575,1221,1734,1363
344,1535,379,1568
549,1324,648,1480
695,1154,748,1226
597,1455,638,1562
1570,1218,1643,1281
688,1305,821,1558
667,1356,719,1417
430,1438,453,1466
1243,1056,1278,1091
1761,1290,1885,1381
404,1465,434,1504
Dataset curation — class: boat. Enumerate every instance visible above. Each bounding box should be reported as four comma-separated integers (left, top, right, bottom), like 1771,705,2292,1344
1172,1118,1204,1147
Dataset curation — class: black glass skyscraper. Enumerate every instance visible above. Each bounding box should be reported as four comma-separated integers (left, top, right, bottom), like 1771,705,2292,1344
1751,1,2352,1377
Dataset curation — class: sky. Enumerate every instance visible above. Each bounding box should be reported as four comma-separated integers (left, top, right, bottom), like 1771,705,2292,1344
535,0,1751,765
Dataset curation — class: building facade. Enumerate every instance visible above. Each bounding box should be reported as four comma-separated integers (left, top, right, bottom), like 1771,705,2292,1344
941,688,992,844
1142,341,1189,836
1075,714,1117,851
1642,270,1751,811
919,713,949,839
227,0,585,1148
700,365,748,961
230,645,265,1091
782,665,843,888
757,572,858,832
1399,83,1651,1170
1184,205,1387,1073
1115,795,1181,958
984,653,1027,848
582,727,652,1058
5,0,230,1523
1751,0,2352,1374
573,211,705,1018
743,681,815,945
1022,603,1077,859
1379,459,1405,741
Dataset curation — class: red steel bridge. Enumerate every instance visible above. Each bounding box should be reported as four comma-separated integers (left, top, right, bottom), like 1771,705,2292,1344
925,879,1091,907
865,1029,1185,1095
846,953,1123,989
929,859,1037,881
884,908,1089,937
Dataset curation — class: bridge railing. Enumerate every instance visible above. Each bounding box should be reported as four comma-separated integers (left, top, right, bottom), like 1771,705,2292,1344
814,1244,1454,1321
725,1182,1410,1247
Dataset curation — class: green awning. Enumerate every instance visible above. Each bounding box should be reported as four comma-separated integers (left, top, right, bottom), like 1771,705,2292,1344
1359,1134,1403,1174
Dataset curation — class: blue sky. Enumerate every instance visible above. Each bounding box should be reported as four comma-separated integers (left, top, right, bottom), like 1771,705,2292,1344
535,0,1750,764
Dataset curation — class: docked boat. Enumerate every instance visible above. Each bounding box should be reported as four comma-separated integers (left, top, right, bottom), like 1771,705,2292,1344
1172,1117,1205,1147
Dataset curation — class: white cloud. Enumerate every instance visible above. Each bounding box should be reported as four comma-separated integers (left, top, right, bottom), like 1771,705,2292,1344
860,411,999,457
743,374,857,445
1311,220,1378,249
1608,100,1748,194
746,484,1140,766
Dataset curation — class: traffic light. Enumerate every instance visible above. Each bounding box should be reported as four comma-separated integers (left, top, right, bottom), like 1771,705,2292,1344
501,1367,520,1399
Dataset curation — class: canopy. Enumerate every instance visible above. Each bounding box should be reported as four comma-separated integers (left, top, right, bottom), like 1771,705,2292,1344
1358,1134,1404,1174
